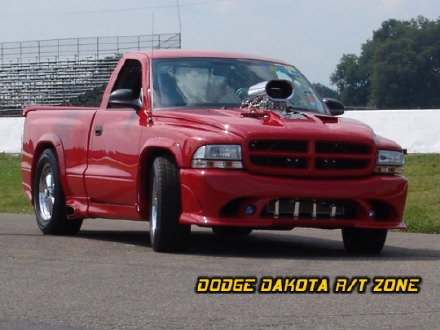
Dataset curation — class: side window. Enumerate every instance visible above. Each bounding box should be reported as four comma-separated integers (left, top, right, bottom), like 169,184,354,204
112,59,143,99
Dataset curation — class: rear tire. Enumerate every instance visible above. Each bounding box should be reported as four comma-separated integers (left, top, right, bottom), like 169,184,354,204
342,228,387,254
212,227,253,237
34,149,83,235
149,156,190,252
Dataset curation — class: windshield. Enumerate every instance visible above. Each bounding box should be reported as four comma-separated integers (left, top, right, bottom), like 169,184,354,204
152,57,327,113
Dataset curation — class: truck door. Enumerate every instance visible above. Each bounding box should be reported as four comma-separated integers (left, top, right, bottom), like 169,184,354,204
85,59,146,209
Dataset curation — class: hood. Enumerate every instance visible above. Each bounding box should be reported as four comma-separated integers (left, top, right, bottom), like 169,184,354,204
153,108,376,144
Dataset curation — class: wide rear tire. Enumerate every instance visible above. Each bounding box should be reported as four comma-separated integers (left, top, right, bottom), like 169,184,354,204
34,149,83,235
149,156,190,252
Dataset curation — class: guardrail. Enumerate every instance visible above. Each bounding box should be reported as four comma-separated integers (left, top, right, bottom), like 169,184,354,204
0,34,181,63
0,34,181,117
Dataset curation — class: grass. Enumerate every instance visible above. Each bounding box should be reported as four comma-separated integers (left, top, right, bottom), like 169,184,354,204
0,153,33,213
0,153,439,233
403,154,440,233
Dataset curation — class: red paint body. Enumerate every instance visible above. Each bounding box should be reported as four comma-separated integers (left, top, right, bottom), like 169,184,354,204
22,50,408,230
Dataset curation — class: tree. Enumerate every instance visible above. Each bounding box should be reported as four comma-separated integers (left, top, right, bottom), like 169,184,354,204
331,16,440,109
330,54,369,106
312,83,340,100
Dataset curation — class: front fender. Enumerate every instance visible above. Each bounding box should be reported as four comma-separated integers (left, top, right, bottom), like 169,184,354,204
140,137,185,167
136,137,184,219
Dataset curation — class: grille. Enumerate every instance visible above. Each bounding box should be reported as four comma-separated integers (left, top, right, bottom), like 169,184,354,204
315,158,369,170
249,140,308,152
316,142,370,154
250,156,307,169
246,139,373,177
265,198,356,220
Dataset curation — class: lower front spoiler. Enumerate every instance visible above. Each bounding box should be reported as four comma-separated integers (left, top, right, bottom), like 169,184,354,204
179,169,408,230
180,212,406,230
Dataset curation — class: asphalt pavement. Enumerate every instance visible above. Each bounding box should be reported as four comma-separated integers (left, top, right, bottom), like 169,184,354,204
0,213,439,330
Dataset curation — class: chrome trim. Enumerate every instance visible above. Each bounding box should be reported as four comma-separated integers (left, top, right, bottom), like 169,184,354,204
274,199,280,218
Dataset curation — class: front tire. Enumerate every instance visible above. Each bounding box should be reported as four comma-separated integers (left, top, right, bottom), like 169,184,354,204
34,149,83,235
342,228,387,254
149,156,190,252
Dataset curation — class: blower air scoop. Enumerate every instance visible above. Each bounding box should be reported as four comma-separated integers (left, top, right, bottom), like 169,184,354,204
247,79,294,101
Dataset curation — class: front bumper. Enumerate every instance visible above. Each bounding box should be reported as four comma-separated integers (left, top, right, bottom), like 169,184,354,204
179,169,408,230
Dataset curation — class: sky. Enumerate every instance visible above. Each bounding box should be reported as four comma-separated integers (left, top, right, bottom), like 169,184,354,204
0,0,439,86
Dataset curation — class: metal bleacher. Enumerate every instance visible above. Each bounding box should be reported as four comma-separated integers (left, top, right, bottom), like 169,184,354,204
0,34,181,116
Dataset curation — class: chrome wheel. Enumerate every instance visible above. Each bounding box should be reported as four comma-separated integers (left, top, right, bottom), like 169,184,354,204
150,174,158,245
38,163,55,223
34,149,83,235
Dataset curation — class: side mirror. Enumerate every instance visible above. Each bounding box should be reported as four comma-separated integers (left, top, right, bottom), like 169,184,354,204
323,98,345,116
109,89,143,111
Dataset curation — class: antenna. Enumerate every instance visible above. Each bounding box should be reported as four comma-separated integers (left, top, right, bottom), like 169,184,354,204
151,11,155,56
149,11,155,117
176,0,182,36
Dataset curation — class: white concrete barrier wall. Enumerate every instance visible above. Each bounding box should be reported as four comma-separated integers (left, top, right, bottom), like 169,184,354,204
0,117,24,154
1,110,439,153
343,109,440,153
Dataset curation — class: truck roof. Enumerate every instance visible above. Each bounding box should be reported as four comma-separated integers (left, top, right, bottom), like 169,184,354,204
125,49,288,64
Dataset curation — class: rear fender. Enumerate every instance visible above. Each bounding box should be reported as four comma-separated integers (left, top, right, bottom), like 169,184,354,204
31,134,68,203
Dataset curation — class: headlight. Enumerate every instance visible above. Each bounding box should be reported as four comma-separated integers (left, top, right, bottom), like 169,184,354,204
191,145,243,169
375,150,404,175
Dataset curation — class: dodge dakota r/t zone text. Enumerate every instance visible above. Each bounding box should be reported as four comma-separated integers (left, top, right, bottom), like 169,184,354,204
22,50,408,253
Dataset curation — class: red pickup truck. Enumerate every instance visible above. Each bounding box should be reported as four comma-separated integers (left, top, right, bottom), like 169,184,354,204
22,50,408,253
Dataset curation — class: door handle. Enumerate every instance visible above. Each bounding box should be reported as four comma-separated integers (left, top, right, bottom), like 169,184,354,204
95,125,103,136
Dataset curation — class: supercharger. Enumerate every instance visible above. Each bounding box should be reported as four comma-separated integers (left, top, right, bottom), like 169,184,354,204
240,79,294,114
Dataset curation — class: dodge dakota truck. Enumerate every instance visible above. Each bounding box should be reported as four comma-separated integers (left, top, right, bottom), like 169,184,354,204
22,50,408,253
